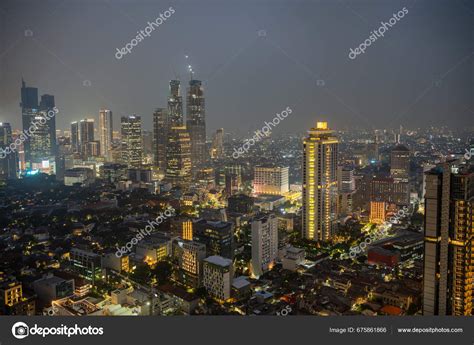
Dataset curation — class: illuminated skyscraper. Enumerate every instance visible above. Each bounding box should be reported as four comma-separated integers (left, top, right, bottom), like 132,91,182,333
153,108,168,173
251,213,278,278
302,122,338,241
20,80,56,170
390,144,410,181
70,121,80,153
167,80,183,127
186,79,207,171
121,115,143,168
423,161,473,316
99,109,113,160
0,123,17,180
165,126,191,186
79,118,94,156
210,128,224,160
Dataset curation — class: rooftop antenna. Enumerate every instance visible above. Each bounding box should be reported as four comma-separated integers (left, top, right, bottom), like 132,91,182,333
185,54,194,80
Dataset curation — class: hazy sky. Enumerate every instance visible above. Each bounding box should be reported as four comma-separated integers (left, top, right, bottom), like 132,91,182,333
0,0,472,135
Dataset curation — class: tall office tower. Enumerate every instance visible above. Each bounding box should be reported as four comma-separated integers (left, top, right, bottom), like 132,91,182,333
70,121,80,153
153,108,168,172
0,123,17,180
203,256,233,301
186,79,207,171
193,219,234,259
99,109,113,160
20,80,56,170
39,94,57,155
165,126,191,186
337,165,355,192
423,161,474,316
210,128,224,160
390,144,410,181
251,214,278,278
20,79,38,166
167,80,183,127
79,118,94,156
253,165,289,195
302,122,338,241
225,173,240,196
121,115,143,168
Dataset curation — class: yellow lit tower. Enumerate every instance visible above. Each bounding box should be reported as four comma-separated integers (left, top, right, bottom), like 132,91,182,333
302,121,339,241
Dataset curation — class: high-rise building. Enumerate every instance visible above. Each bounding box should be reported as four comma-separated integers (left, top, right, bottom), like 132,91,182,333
39,94,57,155
0,123,17,180
253,166,289,195
20,80,56,170
165,126,191,186
70,121,80,153
391,144,410,181
153,108,168,173
186,79,207,171
99,109,113,160
337,165,355,192
423,161,473,316
302,122,338,241
210,128,224,160
79,118,94,156
173,239,206,288
167,80,183,127
251,214,278,278
193,219,234,259
203,256,233,301
121,115,143,168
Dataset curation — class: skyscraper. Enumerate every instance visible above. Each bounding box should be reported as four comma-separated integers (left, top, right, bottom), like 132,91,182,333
186,79,207,171
39,94,57,156
20,80,56,170
423,161,473,316
153,108,168,173
79,118,95,156
390,144,410,181
210,128,224,160
167,80,183,127
251,214,278,278
0,123,17,180
99,109,113,160
302,122,338,241
165,126,191,186
121,115,143,168
70,121,80,153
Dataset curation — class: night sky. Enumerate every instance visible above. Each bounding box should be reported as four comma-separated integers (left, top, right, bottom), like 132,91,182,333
0,0,472,135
